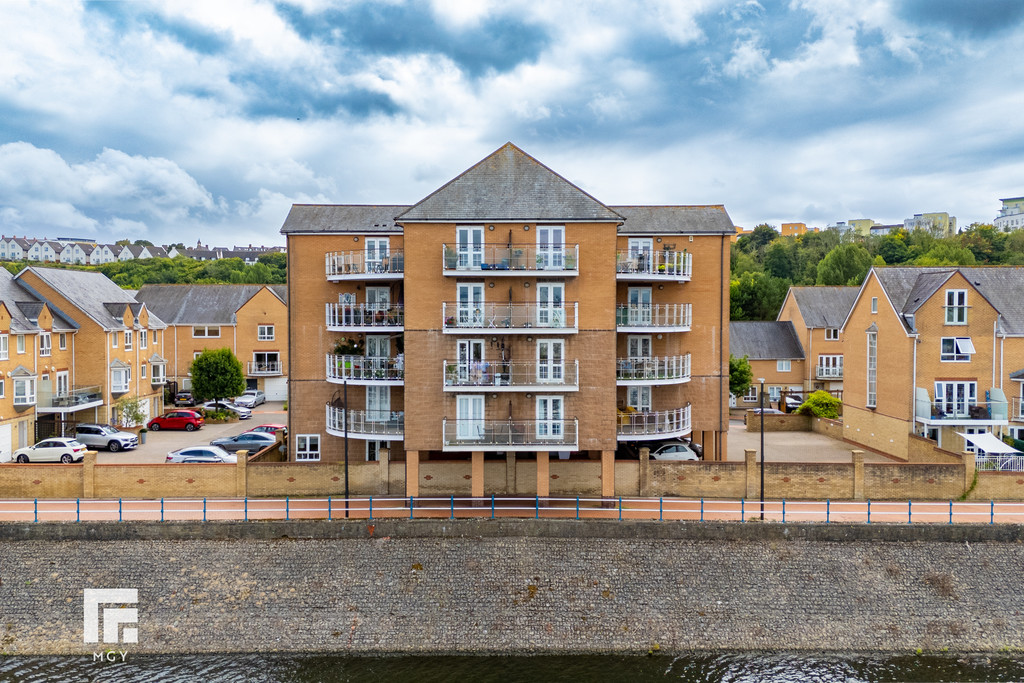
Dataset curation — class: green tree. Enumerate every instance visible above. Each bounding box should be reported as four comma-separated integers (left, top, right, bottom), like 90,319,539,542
913,242,976,266
190,348,246,402
729,354,753,398
763,240,797,280
730,271,790,320
877,235,910,264
816,243,873,285
737,224,779,256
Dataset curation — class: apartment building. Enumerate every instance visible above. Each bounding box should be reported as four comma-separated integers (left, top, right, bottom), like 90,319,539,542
729,321,805,408
777,286,858,396
135,284,289,399
282,143,733,496
995,196,1024,231
841,266,1024,461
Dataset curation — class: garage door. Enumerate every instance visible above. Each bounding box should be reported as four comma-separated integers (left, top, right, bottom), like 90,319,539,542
264,377,288,401
0,423,12,462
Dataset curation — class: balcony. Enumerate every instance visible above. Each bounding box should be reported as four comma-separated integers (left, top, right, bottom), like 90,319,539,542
616,304,691,332
442,243,579,276
325,405,404,440
616,354,690,385
816,365,843,379
247,361,283,376
914,387,1008,426
442,417,579,452
36,385,104,414
442,302,578,334
1014,397,1024,423
326,354,404,385
617,405,692,441
443,359,579,392
616,251,691,282
326,250,404,281
326,303,404,332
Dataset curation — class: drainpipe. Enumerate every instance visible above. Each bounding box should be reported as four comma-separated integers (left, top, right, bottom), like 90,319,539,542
719,234,725,460
912,333,919,432
993,317,998,391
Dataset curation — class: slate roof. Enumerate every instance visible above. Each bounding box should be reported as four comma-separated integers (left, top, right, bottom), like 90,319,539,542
729,321,805,360
785,287,859,328
0,269,77,333
1010,368,1024,381
872,266,1024,335
397,143,623,223
17,267,165,331
135,284,287,325
611,206,735,235
280,205,408,234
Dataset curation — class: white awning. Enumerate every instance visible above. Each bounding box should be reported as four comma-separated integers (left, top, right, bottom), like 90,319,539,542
956,432,1021,454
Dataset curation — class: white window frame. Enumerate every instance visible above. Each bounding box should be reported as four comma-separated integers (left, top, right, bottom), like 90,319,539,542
111,367,130,394
743,384,758,403
626,385,651,412
940,337,975,362
140,330,148,349
56,371,69,397
935,381,977,418
870,297,878,314
536,282,565,327
817,354,843,377
769,386,782,402
456,394,486,440
536,225,565,270
945,289,967,325
140,364,147,379
13,377,36,406
295,434,321,462
0,334,8,360
366,440,389,462
536,339,564,383
365,238,389,273
17,335,25,354
111,332,117,348
456,283,485,326
0,378,5,398
776,360,791,372
455,225,484,270
151,363,166,384
866,332,877,408
58,332,66,350
258,324,275,341
124,330,133,350
536,395,564,439
253,351,280,374
192,326,221,338
39,332,51,357
824,328,839,341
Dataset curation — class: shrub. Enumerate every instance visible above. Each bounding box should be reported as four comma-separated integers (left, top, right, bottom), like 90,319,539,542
796,390,841,419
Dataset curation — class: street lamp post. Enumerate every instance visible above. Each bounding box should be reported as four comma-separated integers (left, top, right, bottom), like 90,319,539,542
759,377,766,521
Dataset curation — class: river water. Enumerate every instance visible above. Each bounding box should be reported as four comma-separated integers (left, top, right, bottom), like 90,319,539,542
2,652,1023,682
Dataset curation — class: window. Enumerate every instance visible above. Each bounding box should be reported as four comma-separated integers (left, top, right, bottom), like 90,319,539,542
111,332,117,348
258,324,275,341
140,364,147,379
14,377,36,406
870,297,878,314
194,352,202,360
743,385,758,403
866,332,877,408
296,434,321,462
940,337,976,362
824,328,839,341
141,330,148,349
768,386,782,402
17,335,25,354
945,289,967,324
817,354,843,378
367,440,389,462
253,352,280,374
0,334,8,360
111,367,130,394
124,331,133,349
192,326,221,338
0,378,5,398
39,333,51,357
151,364,165,384
536,395,564,439
934,381,977,418
58,333,66,350
777,360,791,372
153,329,158,345
627,385,651,412
456,283,485,326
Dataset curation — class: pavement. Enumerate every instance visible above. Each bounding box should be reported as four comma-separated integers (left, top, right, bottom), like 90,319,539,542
95,401,287,463
726,418,891,463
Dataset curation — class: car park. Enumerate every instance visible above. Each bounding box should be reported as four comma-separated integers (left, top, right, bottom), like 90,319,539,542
234,390,266,408
74,424,139,452
250,423,287,435
209,431,277,455
166,446,236,464
173,391,196,406
148,410,205,431
200,401,252,420
8,438,88,463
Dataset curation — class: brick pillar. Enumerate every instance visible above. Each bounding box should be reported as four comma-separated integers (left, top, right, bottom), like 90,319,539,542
471,451,484,499
536,451,549,497
378,447,390,496
82,451,96,499
406,450,419,497
744,449,758,499
601,450,615,498
235,450,247,497
639,447,651,497
718,429,728,463
506,452,517,494
851,450,864,500
963,450,976,499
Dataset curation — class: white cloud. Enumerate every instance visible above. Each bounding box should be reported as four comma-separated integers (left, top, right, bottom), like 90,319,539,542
723,33,769,78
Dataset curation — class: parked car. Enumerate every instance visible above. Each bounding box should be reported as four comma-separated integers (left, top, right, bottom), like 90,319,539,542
8,438,88,463
617,439,702,460
784,394,804,411
234,389,266,408
148,410,205,432
250,423,287,435
166,446,236,464
649,440,701,461
173,391,196,406
74,424,138,452
744,407,783,425
209,431,277,455
200,401,252,420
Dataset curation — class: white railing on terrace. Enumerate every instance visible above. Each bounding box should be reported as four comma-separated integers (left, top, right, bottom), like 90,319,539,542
616,251,691,279
442,243,579,274
816,365,843,379
327,354,404,383
326,250,404,278
442,418,579,449
615,303,691,329
441,302,578,331
443,359,578,389
616,354,690,382
976,454,1024,472
326,303,404,329
247,361,283,376
326,405,404,437
617,406,691,438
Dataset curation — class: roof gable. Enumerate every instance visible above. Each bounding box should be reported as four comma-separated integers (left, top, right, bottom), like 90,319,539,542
786,286,860,328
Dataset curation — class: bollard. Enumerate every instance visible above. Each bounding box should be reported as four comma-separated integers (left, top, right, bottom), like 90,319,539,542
741,498,744,522
575,496,580,521
782,499,786,524
450,495,455,520
618,496,622,521
908,499,912,525
119,498,123,522
991,500,995,525
202,498,206,522
700,498,704,522
949,499,953,525
659,497,663,522
409,496,414,520
327,496,331,521
244,497,248,522
535,496,539,519
161,498,165,522
867,499,871,524
34,498,38,523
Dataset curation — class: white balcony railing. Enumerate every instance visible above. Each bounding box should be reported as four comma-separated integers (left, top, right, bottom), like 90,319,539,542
442,302,578,333
326,405,404,439
816,365,843,379
442,417,579,451
616,354,690,383
616,251,691,280
326,250,404,279
442,243,579,275
327,354,404,384
443,359,579,390
247,361,283,376
616,304,691,330
326,303,404,330
616,406,691,440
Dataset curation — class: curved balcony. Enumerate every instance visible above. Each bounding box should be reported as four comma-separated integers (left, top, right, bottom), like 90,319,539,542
326,405,404,440
442,417,579,452
442,243,578,276
616,405,691,441
616,354,690,385
616,251,691,282
326,250,404,280
441,302,577,334
326,354,404,386
326,303,404,332
616,303,691,332
443,359,579,392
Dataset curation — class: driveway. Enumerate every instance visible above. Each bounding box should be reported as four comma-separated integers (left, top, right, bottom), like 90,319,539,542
95,401,287,463
726,419,890,463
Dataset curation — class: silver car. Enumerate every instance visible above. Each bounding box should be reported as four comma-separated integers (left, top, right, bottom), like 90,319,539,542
166,446,237,464
200,400,252,419
74,424,139,452
234,390,266,408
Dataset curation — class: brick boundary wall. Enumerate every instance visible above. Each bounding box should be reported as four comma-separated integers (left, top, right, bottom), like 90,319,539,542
2,520,1023,655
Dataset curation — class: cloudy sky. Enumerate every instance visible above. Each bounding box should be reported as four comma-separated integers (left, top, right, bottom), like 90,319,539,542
2,0,1023,247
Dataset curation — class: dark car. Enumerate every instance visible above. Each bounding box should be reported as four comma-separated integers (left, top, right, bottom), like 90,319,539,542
209,432,277,455
148,410,205,431
174,392,196,407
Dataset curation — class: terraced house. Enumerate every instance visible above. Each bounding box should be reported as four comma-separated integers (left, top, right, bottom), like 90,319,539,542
777,286,859,397
282,143,733,497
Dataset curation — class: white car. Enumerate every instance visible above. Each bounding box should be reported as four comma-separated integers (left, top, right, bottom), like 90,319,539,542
166,446,237,463
234,390,266,408
200,400,252,419
649,441,701,461
8,438,89,463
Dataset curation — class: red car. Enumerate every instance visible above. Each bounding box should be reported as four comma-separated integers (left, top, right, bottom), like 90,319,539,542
147,410,205,432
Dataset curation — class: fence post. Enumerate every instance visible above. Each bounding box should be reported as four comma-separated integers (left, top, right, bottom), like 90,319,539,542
867,499,871,524
991,500,995,525
908,499,912,525
285,497,289,521
369,496,373,521
244,497,248,522
575,496,580,520
826,499,830,524
119,498,122,522
949,499,952,525
327,496,331,521
409,496,413,520
700,498,704,523
202,498,206,522
782,499,785,524
450,495,454,520
161,497,164,522
741,498,744,522
535,496,539,519
491,494,494,520
618,496,622,521
34,498,38,523
659,497,663,522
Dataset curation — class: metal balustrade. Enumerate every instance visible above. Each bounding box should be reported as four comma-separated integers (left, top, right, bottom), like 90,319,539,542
615,303,691,330
442,243,579,275
616,354,690,383
326,303,404,330
616,250,691,280
326,405,404,439
327,355,404,384
247,361,283,376
442,417,579,450
441,302,578,333
816,365,843,379
326,250,404,279
443,359,578,390
616,406,691,440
